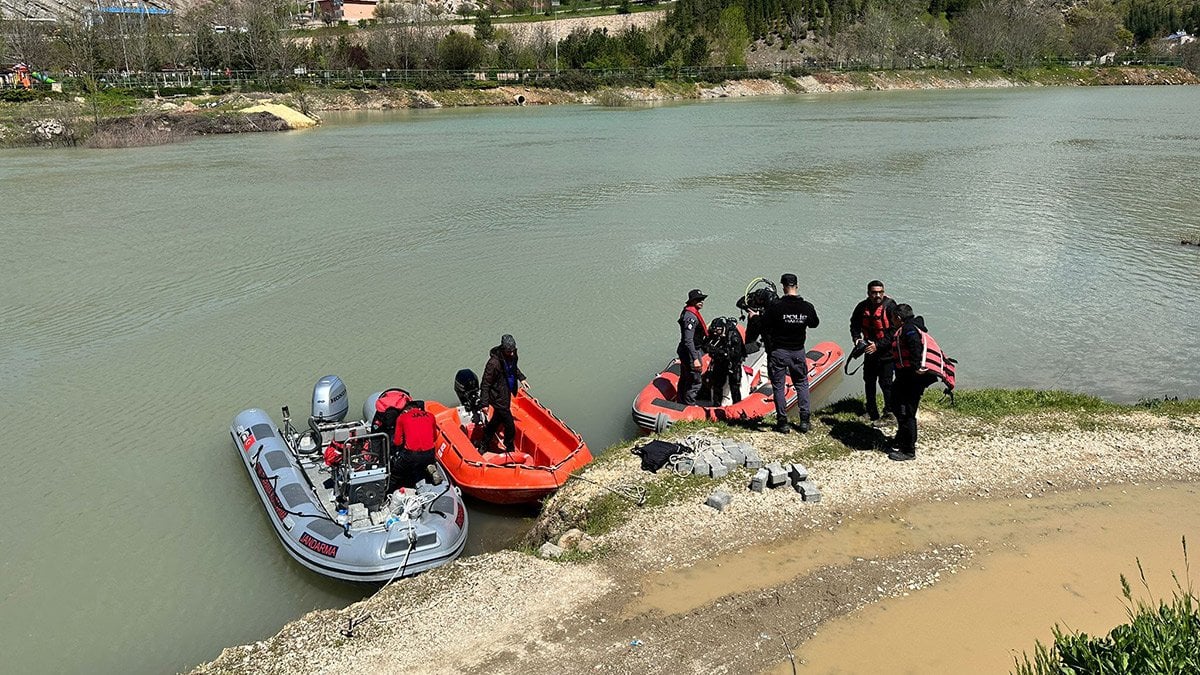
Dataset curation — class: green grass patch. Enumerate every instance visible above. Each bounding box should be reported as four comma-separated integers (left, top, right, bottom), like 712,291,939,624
581,491,628,536
920,388,1200,420
922,388,1120,418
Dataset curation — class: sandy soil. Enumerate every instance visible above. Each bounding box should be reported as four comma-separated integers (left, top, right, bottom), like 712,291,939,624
194,409,1200,674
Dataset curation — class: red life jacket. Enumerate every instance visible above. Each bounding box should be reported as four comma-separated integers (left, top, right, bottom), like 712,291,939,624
894,325,957,392
394,406,437,453
859,299,893,341
683,306,708,337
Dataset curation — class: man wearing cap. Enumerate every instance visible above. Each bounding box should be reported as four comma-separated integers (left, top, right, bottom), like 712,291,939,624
676,289,708,406
752,273,820,433
480,334,527,454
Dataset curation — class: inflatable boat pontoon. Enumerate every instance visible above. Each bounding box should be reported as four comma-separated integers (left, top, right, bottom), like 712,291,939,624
632,339,845,433
230,376,468,583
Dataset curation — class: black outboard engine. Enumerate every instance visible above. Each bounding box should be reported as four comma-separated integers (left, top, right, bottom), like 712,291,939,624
454,369,485,424
312,375,349,422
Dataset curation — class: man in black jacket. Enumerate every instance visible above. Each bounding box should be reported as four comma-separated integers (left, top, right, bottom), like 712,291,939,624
748,273,820,434
480,334,527,454
888,304,937,462
676,289,707,405
849,280,899,427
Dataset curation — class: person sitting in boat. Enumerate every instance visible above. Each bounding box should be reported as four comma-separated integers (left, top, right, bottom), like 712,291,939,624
391,400,439,488
676,289,708,406
480,334,527,454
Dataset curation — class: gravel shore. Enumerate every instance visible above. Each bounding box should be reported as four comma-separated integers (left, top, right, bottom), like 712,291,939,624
194,407,1200,674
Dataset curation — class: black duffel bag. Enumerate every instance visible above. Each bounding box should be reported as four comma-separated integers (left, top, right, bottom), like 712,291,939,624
631,440,684,473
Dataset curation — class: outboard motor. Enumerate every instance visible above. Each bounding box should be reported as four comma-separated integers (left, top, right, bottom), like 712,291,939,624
454,369,484,424
454,369,481,412
312,375,349,422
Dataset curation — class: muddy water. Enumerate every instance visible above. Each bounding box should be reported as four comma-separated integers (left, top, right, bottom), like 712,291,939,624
787,483,1200,673
625,484,1200,673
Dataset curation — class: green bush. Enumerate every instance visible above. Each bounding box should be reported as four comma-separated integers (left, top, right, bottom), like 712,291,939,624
0,88,43,102
158,86,205,97
410,72,467,91
1014,539,1200,675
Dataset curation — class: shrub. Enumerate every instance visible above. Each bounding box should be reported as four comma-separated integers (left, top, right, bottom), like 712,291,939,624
1014,539,1200,675
0,88,42,102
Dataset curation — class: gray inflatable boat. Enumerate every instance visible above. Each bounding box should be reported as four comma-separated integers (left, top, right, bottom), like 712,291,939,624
230,375,468,583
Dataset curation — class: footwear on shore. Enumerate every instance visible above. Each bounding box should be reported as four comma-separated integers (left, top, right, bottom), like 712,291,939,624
796,418,811,433
774,422,790,435
887,450,915,462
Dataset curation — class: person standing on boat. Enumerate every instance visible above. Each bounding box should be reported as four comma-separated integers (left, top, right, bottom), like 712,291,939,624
849,280,899,427
748,273,819,434
480,334,527,454
888,304,938,462
676,289,708,406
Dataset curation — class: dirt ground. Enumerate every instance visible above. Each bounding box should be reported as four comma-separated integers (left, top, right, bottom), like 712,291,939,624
194,409,1200,674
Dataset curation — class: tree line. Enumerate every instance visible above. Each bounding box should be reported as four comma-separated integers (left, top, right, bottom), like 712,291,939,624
2,0,1198,80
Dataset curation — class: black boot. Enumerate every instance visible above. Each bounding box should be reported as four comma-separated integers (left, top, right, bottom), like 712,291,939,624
796,415,811,433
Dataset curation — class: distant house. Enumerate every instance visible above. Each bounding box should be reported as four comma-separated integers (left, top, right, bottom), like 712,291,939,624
1163,30,1195,46
341,0,377,21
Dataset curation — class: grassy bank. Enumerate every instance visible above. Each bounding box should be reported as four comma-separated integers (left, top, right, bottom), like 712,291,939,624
533,389,1200,545
2,65,1195,149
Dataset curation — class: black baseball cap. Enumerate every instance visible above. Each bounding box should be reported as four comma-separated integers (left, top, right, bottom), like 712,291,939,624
780,273,798,286
687,289,707,303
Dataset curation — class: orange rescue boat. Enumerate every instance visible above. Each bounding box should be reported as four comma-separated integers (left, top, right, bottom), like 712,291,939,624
426,371,592,505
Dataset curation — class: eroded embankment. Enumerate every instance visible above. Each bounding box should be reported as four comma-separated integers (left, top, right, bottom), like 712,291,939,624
193,399,1200,675
4,66,1196,148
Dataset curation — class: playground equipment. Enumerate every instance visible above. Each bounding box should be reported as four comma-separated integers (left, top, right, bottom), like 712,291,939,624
9,64,56,90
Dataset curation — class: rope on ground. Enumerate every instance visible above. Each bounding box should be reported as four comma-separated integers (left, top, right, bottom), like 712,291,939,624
335,487,447,637
565,472,648,506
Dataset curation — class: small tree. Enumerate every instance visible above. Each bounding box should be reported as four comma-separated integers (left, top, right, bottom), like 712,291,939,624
714,5,750,66
1067,0,1131,59
474,9,495,42
438,31,487,70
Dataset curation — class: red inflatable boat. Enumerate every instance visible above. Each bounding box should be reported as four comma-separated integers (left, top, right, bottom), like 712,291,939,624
426,388,593,505
631,338,845,433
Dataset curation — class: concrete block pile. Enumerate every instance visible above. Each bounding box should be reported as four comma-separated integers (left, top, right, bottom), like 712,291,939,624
671,438,763,477
749,461,821,502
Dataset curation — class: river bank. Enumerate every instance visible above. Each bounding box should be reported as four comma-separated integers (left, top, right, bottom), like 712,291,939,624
193,391,1200,674
2,65,1195,148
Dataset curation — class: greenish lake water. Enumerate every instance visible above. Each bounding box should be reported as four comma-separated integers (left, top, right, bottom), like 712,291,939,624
1,86,1198,674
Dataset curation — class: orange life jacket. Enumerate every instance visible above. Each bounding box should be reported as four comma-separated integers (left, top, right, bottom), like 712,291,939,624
893,325,957,393
859,299,893,342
